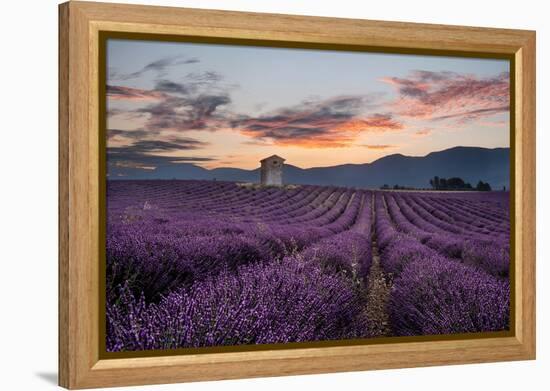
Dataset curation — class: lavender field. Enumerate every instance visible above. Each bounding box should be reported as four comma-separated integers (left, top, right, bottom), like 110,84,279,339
106,180,510,352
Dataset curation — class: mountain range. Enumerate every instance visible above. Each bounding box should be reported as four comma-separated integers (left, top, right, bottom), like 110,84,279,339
109,146,510,189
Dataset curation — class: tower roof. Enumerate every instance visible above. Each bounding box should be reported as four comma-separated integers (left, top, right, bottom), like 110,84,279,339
260,154,285,163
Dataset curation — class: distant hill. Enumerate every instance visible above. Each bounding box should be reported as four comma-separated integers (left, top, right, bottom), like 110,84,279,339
109,146,510,190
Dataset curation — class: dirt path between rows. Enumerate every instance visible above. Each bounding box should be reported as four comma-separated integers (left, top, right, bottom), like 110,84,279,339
365,193,392,337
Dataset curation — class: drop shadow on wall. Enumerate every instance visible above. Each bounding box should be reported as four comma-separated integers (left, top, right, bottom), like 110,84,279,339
35,372,57,385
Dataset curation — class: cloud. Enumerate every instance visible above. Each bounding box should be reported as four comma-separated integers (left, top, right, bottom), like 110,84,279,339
129,138,208,152
108,152,214,170
184,71,223,87
107,85,166,101
480,119,508,127
108,55,199,81
138,94,231,132
107,136,212,169
333,114,403,132
231,96,401,148
109,135,207,154
108,70,232,133
413,128,432,137
106,69,232,174
154,80,190,95
432,106,509,122
107,107,124,117
107,129,150,140
362,144,396,150
381,70,509,123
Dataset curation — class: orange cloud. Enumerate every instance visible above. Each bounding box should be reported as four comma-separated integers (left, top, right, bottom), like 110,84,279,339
362,144,396,150
232,97,402,148
334,114,404,133
414,128,432,137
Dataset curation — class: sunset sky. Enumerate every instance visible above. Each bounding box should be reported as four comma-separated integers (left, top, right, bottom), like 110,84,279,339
106,39,510,173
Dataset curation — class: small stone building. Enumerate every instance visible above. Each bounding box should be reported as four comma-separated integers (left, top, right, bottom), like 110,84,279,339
260,155,285,186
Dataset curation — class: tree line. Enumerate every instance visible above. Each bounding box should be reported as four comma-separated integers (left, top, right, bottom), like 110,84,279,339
429,176,492,191
379,176,495,191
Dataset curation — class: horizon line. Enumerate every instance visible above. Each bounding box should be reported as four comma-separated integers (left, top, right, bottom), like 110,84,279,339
188,145,511,172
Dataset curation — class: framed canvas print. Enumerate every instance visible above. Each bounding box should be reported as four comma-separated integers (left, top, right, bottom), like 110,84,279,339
58,1,536,389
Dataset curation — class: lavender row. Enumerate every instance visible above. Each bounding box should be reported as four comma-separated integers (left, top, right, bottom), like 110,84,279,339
389,257,510,335
106,191,364,302
382,193,509,278
107,257,370,351
372,193,509,335
300,193,373,279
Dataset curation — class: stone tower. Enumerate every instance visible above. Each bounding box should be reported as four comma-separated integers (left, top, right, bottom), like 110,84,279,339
260,155,285,186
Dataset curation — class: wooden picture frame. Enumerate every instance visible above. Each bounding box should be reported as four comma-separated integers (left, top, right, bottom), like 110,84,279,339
59,1,536,389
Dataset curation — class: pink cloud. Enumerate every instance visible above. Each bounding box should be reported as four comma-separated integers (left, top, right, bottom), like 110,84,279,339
362,144,396,150
381,71,509,123
480,119,508,127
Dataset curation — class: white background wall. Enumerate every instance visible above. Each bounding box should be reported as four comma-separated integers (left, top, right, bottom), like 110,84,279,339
0,0,547,389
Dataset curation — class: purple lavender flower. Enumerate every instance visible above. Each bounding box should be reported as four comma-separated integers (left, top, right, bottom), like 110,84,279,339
107,257,369,351
389,257,510,336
